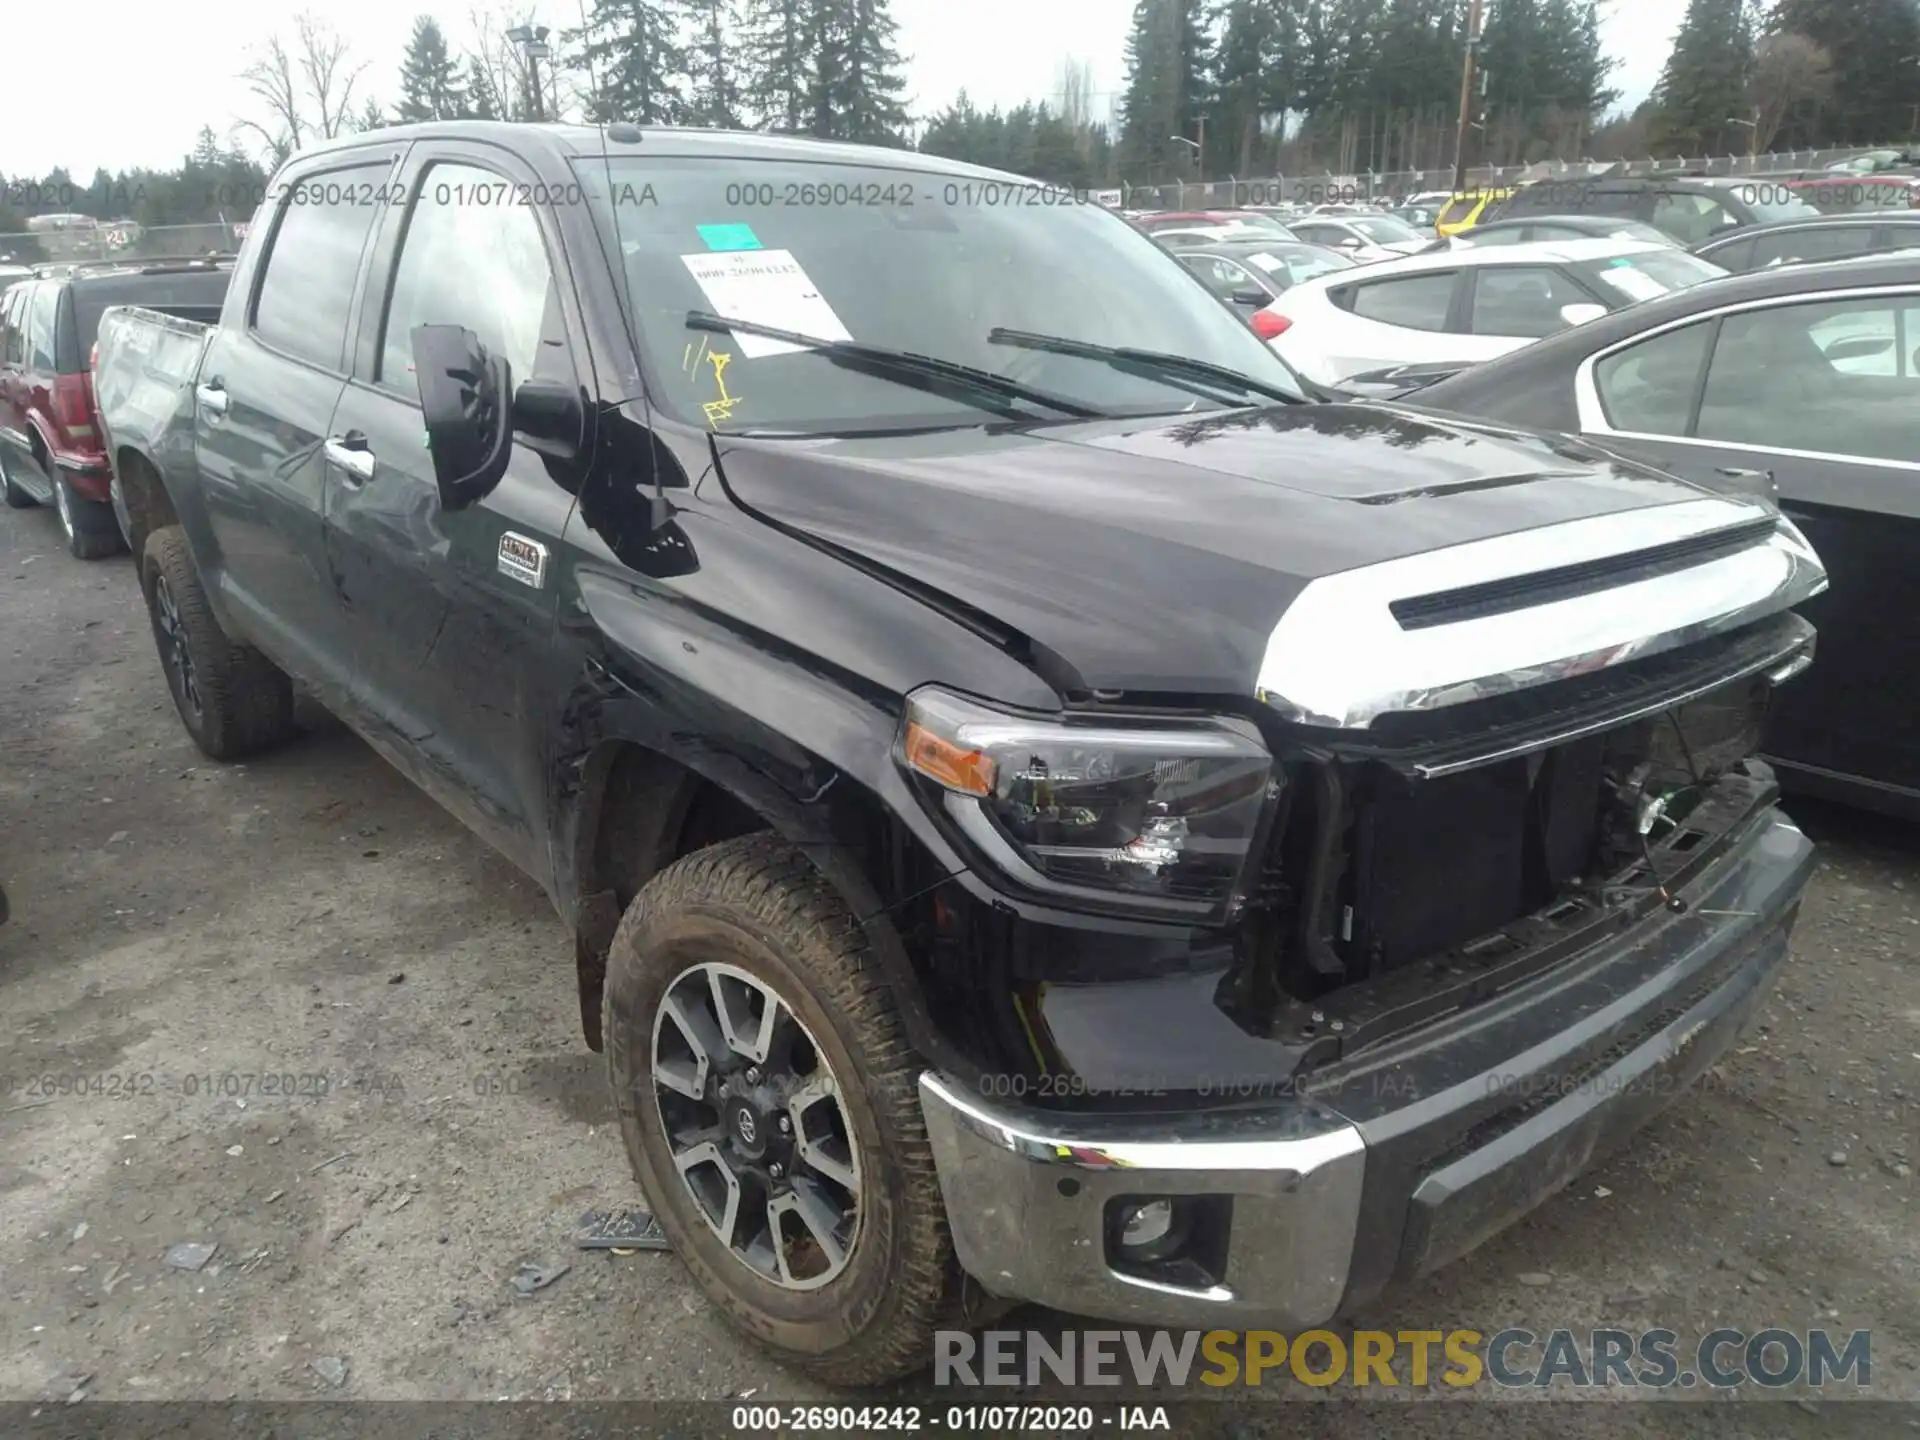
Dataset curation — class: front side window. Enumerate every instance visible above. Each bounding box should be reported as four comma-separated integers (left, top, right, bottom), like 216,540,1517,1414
578,155,1306,432
378,162,559,395
1575,248,1726,304
1696,296,1920,462
1348,272,1456,330
1178,255,1253,300
1750,226,1879,268
1468,265,1594,338
1593,321,1713,435
252,164,391,369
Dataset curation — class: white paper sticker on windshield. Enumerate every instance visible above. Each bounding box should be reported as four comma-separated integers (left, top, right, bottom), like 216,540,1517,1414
1603,266,1670,302
1246,251,1287,274
679,249,852,358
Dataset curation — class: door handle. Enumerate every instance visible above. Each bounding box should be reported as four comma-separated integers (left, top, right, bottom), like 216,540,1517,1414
324,435,375,482
194,384,229,416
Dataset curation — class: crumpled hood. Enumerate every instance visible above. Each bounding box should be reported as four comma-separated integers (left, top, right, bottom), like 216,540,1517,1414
709,402,1742,698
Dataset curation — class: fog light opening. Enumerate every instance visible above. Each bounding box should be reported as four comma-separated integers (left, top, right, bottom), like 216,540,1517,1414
1110,1196,1191,1264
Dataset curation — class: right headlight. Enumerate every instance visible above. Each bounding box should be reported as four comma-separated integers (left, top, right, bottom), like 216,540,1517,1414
894,686,1278,922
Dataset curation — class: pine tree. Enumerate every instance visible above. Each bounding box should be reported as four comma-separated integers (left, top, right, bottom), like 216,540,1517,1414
396,16,465,123
827,0,911,143
568,0,691,124
1769,0,1920,143
687,0,747,127
1648,0,1753,153
190,125,224,169
1118,0,1210,179
739,0,814,130
464,56,502,120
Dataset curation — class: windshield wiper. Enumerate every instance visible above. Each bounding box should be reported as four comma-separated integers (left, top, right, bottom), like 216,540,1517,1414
986,328,1310,407
685,311,1107,422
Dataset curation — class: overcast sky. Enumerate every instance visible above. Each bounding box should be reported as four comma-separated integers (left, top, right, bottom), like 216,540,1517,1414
6,0,1674,177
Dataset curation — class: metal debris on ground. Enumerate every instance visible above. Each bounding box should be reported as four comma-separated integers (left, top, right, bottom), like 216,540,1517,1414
575,1207,671,1252
512,1260,571,1296
310,1356,347,1388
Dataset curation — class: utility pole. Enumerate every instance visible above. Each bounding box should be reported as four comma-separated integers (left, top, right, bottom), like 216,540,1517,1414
1452,0,1484,193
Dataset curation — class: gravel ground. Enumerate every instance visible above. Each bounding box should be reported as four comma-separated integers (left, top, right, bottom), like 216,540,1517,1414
0,498,1914,1431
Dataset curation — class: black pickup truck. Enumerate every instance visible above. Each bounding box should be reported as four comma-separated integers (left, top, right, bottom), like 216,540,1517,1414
94,121,1829,1385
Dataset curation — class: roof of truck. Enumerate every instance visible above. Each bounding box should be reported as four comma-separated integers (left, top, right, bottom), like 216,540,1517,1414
292,120,1007,177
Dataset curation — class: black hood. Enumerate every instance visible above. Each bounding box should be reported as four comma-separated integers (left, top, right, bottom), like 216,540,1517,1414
710,403,1722,697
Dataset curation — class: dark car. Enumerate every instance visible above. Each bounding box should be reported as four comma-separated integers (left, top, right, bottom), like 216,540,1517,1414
1169,238,1356,335
1410,251,1920,818
1490,172,1824,245
93,120,1823,1384
1431,214,1676,250
0,261,230,557
1691,212,1920,272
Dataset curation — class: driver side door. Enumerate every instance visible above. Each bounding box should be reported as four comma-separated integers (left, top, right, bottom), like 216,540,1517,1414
323,146,589,878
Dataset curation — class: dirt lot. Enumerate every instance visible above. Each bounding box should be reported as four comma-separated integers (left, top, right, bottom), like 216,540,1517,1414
1,498,1915,1429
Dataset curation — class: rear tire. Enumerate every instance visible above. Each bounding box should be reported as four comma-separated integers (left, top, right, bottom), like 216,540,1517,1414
604,832,961,1386
1,446,36,509
51,469,125,560
140,525,296,760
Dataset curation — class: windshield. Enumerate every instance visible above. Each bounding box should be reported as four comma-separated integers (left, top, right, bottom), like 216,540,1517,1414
1236,245,1354,283
1577,249,1727,304
576,156,1307,432
1348,215,1422,244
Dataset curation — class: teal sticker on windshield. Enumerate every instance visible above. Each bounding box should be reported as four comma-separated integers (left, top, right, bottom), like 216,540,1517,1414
698,223,762,251
1608,256,1633,266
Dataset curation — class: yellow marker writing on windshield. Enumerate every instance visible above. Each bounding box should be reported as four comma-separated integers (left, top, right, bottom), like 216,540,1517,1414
702,349,740,428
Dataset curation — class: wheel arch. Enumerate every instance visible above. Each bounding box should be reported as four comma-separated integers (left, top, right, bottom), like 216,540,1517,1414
112,445,180,562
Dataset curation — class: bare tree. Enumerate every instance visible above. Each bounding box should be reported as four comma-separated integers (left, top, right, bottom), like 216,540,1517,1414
1055,57,1095,130
1750,33,1832,154
235,13,372,165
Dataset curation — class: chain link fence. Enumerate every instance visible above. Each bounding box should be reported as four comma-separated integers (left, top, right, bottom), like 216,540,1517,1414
0,221,245,270
1110,145,1908,210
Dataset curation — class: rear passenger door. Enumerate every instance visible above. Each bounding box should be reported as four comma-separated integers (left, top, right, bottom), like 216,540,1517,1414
323,144,588,876
1749,225,1879,268
194,149,402,710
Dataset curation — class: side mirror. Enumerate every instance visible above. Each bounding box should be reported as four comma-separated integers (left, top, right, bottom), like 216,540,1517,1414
1714,466,1777,501
511,377,585,459
1337,235,1365,249
1560,302,1608,327
412,325,512,513
1230,286,1268,307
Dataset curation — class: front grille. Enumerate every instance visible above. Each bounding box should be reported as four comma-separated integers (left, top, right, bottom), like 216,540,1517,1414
1389,516,1780,630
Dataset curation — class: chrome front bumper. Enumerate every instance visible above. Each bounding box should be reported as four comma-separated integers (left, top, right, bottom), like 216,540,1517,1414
918,1074,1367,1328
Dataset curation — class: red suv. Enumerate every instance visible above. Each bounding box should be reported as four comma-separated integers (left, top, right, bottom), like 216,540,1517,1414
0,262,230,558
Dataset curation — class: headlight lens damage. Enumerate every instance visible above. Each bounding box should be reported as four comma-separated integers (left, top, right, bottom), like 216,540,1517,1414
896,687,1276,917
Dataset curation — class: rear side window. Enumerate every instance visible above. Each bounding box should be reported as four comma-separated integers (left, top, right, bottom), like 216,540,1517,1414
1882,225,1920,250
1593,321,1714,434
252,164,390,370
1348,272,1455,331
27,284,59,370
1704,237,1756,271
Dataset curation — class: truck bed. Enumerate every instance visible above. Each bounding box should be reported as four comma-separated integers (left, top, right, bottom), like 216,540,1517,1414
93,306,215,545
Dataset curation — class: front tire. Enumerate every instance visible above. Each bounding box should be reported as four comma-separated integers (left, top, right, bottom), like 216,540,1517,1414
140,526,296,759
604,833,960,1386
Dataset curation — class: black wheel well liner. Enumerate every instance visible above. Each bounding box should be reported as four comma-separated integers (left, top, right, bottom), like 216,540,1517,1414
113,446,180,560
567,737,954,1068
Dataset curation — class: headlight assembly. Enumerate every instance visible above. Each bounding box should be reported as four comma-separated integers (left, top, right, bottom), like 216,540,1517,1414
895,686,1278,921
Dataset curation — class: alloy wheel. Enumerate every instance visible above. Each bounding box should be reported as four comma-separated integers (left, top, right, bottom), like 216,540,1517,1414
650,961,862,1291
151,572,202,721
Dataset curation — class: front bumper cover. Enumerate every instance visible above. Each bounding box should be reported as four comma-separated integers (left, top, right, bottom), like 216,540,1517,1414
918,807,1812,1328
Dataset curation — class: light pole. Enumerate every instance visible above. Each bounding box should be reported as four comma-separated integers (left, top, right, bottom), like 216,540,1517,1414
1726,110,1758,173
1452,0,1484,192
506,24,552,121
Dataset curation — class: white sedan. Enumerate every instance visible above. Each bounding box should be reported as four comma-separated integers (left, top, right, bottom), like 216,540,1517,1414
1256,237,1728,387
1285,213,1433,262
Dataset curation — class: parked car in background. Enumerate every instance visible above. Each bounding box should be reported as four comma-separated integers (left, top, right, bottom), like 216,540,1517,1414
1435,186,1513,236
1824,148,1917,175
1168,238,1358,335
1691,211,1920,272
1489,172,1822,244
1287,212,1430,262
1148,221,1300,248
1133,209,1295,236
1390,202,1444,231
1407,251,1920,818
1431,215,1675,250
1256,238,1725,386
0,261,231,557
